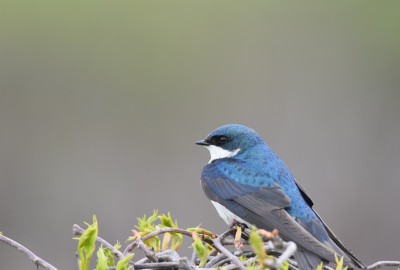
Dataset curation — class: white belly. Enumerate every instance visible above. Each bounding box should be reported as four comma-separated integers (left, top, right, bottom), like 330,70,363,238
211,201,252,228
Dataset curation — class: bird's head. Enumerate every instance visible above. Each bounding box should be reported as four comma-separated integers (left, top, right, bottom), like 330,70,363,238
196,124,264,163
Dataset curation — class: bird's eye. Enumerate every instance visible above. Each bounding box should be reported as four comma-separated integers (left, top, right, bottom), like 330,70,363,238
215,136,229,146
208,135,229,146
217,136,229,145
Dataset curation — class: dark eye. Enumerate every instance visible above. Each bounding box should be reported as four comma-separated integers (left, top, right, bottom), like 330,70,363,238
218,136,229,144
208,135,230,146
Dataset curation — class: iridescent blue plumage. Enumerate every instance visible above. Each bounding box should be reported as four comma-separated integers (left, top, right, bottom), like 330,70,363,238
196,124,364,270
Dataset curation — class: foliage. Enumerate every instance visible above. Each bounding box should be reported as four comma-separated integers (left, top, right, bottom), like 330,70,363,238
96,247,108,270
159,212,183,251
0,210,395,270
75,211,355,270
75,215,98,270
248,228,267,265
192,232,213,267
133,210,160,251
116,254,134,270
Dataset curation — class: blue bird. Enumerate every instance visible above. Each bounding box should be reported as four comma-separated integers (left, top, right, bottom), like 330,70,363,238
196,124,364,270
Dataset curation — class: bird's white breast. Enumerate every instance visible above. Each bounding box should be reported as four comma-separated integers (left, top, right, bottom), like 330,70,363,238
206,145,241,163
211,201,252,228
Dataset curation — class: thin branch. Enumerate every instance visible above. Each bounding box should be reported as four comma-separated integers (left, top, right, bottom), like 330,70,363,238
130,230,158,262
0,233,57,270
212,229,247,270
264,240,297,268
205,253,226,268
124,227,202,254
134,258,196,270
72,224,124,259
366,261,400,270
134,261,182,269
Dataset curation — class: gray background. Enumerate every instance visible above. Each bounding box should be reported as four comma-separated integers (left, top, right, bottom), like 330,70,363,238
1,2,399,269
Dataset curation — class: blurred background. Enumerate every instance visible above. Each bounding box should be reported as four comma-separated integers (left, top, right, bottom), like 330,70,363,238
1,1,399,269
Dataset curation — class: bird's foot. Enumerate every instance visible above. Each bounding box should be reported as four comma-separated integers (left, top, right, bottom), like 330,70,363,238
229,219,248,230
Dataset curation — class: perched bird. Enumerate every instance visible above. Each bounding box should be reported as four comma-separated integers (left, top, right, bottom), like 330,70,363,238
196,124,364,270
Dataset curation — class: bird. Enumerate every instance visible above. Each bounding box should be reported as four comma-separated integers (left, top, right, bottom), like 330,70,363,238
195,124,364,270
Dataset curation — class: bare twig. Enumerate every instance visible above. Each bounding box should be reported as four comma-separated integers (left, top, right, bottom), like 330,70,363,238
265,240,297,268
134,258,196,270
205,253,227,268
124,227,204,254
0,233,57,270
190,248,198,263
131,230,158,262
366,260,400,270
134,261,182,269
212,228,246,270
72,224,124,259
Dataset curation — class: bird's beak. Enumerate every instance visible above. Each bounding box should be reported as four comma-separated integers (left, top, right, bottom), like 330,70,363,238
195,139,210,146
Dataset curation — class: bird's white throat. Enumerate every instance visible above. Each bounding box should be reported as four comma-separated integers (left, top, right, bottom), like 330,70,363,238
205,145,240,163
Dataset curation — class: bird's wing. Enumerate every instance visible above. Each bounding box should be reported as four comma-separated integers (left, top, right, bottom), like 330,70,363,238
295,181,314,207
201,164,338,263
202,175,291,210
295,181,365,268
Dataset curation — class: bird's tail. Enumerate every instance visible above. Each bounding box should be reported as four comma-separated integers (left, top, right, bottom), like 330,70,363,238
295,249,323,270
312,210,366,269
295,247,364,270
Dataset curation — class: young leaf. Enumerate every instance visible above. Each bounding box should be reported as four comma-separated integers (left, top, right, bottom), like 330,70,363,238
245,260,258,270
161,232,171,251
103,248,115,267
248,228,266,264
136,210,158,233
114,241,121,251
316,262,324,270
96,247,108,270
159,212,183,250
116,254,134,270
76,215,98,270
334,254,348,270
279,260,290,270
134,210,160,251
192,233,211,267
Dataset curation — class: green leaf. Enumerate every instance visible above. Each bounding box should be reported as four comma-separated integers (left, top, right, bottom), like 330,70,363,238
315,262,324,270
238,255,247,262
103,248,115,266
114,241,121,250
159,212,182,250
245,260,258,270
116,254,134,270
248,228,266,264
279,261,290,270
334,254,348,270
136,210,158,232
134,210,160,252
192,234,211,267
159,212,178,228
76,215,98,270
96,247,108,270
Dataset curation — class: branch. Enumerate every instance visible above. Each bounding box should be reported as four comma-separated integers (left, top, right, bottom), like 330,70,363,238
212,228,247,270
134,258,196,270
366,261,400,270
0,233,57,270
130,230,158,262
124,227,199,254
277,241,297,268
72,224,124,259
